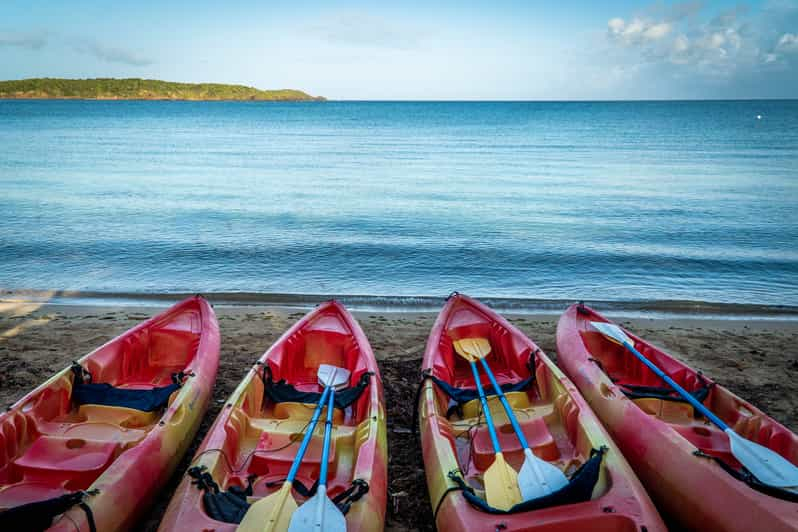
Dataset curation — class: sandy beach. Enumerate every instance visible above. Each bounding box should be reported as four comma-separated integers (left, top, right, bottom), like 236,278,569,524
1,298,796,531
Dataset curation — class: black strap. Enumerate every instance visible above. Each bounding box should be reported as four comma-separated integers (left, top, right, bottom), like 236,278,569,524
332,479,369,515
187,466,255,524
70,361,92,385
412,352,537,443
78,501,97,532
619,373,713,405
427,371,535,416
265,478,319,498
260,366,374,410
0,489,98,532
70,362,181,412
446,447,606,515
693,450,798,503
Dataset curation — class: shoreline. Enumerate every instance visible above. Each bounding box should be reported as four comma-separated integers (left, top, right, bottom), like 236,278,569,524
2,295,797,530
3,288,798,320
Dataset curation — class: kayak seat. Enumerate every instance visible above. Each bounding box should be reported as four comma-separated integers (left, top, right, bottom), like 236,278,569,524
70,362,181,412
12,436,119,490
31,404,155,447
72,381,180,412
471,417,560,470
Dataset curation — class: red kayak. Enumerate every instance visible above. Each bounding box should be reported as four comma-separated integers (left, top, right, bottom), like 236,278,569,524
0,296,220,531
418,294,665,531
556,303,798,531
159,300,387,532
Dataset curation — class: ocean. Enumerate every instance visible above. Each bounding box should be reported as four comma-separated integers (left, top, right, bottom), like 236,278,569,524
1,99,797,310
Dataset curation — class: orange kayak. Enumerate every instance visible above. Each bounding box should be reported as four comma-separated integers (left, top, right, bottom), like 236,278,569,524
0,296,220,531
556,303,798,531
418,294,664,531
159,300,387,532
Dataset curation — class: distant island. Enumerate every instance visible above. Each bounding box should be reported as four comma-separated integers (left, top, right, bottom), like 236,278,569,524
0,78,324,101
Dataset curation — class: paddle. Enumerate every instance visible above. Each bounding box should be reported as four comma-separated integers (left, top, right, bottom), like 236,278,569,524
454,338,569,500
238,364,351,532
459,345,522,510
591,321,798,491
288,372,347,532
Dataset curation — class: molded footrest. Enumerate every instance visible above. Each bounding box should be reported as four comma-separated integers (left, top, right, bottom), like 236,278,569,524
13,436,118,487
249,429,336,478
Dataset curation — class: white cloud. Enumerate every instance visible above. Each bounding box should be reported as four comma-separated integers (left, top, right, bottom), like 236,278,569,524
776,33,798,53
645,23,672,41
608,17,671,45
605,7,764,76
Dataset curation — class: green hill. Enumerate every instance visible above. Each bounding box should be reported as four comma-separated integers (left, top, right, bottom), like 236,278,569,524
0,78,324,101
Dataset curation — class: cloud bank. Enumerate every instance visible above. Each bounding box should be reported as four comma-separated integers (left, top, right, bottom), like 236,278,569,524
0,31,47,50
0,29,152,67
308,11,423,50
604,2,798,96
71,40,153,67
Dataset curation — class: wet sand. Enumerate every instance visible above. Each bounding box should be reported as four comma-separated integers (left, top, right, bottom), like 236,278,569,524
0,301,796,531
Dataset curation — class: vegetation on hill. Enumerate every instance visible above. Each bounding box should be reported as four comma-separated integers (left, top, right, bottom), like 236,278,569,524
0,78,324,101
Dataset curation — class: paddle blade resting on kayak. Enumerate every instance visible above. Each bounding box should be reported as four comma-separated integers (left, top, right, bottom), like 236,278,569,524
287,366,350,532
556,303,798,532
418,294,666,532
237,482,297,532
590,321,798,491
454,338,569,500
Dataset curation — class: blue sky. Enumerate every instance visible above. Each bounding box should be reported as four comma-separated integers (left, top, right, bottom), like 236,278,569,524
1,0,797,99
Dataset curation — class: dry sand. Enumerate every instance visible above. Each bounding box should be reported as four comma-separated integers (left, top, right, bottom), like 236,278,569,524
0,300,796,531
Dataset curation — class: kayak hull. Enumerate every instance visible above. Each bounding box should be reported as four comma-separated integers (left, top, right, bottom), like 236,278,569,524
419,294,665,532
556,304,798,532
159,300,387,532
0,296,220,531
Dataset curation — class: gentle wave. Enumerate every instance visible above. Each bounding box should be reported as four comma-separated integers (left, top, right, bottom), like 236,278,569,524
1,100,797,306
3,289,798,319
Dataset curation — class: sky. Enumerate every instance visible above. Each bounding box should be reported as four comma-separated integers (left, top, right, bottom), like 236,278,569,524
1,0,797,100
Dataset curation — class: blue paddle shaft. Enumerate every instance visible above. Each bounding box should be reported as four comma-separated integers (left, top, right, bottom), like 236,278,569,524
318,387,336,485
622,341,728,430
478,358,530,450
286,385,332,482
469,361,502,453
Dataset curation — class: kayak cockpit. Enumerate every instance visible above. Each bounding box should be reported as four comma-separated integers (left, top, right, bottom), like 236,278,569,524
425,299,609,502
574,310,798,480
0,300,206,510
184,302,381,524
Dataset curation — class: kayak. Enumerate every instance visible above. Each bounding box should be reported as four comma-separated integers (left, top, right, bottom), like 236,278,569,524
159,300,387,532
556,303,798,531
418,294,665,531
0,296,220,531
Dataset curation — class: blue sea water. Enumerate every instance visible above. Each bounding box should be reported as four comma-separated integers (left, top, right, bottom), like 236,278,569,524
0,100,796,306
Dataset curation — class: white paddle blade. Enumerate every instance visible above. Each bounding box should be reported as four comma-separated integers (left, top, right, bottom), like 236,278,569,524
726,429,798,489
287,487,347,532
519,448,569,500
590,321,632,346
318,364,351,390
